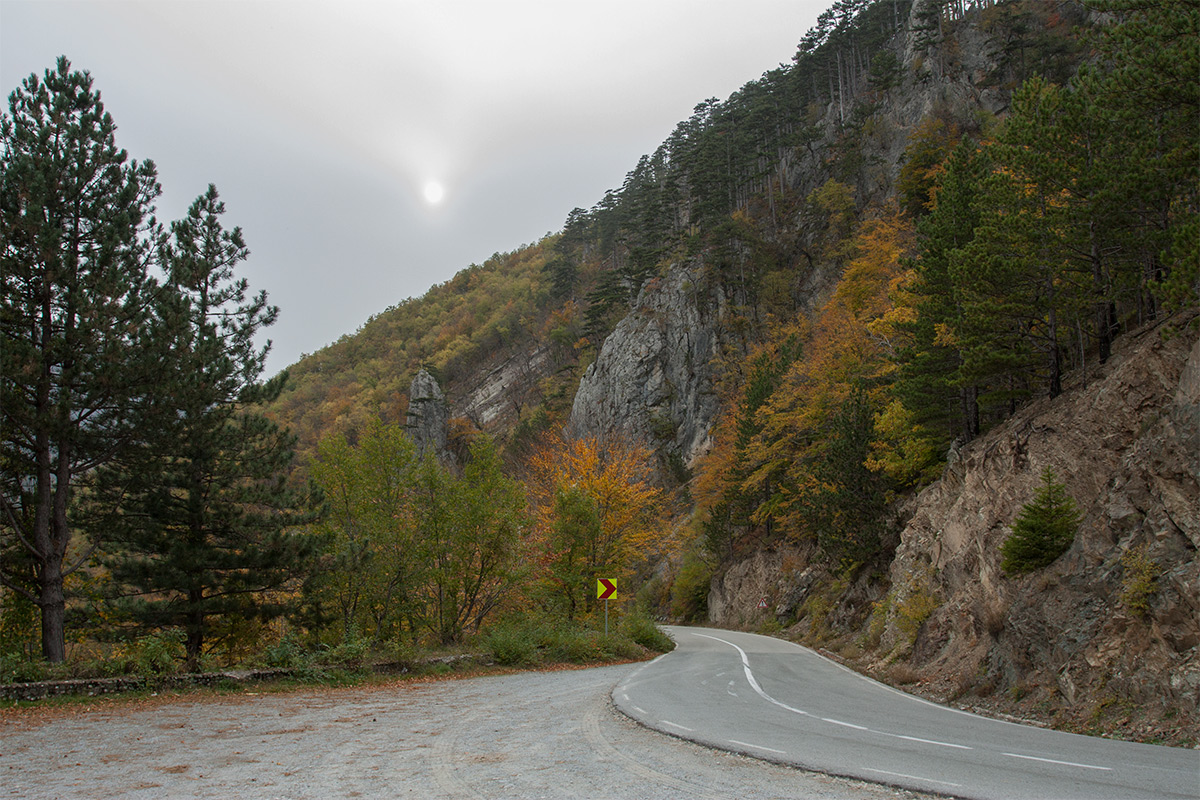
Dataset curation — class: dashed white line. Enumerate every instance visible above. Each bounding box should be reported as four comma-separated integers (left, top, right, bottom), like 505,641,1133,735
1003,752,1113,771
632,706,647,715
693,631,981,755
660,720,694,733
822,717,870,731
728,739,786,755
895,734,973,750
862,768,963,788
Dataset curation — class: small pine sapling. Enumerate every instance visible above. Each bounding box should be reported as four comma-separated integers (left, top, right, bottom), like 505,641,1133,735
1001,467,1082,574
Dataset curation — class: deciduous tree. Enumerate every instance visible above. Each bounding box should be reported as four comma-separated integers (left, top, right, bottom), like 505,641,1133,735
527,434,665,618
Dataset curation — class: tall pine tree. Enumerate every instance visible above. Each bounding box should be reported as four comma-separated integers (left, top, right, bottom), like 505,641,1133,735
94,185,317,669
0,58,162,662
895,137,991,447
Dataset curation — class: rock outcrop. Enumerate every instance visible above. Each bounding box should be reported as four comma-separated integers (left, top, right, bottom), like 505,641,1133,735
406,368,450,462
566,262,724,468
458,345,553,430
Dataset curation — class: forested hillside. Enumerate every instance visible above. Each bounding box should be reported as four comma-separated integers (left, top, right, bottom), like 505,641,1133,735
273,0,1194,559
271,0,1117,462
270,240,567,462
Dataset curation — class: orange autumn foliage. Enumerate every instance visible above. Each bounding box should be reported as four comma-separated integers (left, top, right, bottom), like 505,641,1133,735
734,206,914,538
525,432,667,611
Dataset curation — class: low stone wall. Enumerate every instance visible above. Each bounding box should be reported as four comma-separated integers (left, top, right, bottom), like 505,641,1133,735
1,657,489,702
0,669,297,702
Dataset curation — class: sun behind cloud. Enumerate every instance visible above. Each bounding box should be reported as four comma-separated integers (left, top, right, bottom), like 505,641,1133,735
423,180,446,205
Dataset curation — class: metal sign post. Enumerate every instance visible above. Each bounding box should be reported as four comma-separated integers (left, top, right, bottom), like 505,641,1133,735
597,579,617,635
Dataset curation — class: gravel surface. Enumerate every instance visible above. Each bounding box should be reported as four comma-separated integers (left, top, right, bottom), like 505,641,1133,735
1,664,937,799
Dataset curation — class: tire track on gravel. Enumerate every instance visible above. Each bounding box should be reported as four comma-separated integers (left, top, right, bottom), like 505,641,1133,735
581,700,729,800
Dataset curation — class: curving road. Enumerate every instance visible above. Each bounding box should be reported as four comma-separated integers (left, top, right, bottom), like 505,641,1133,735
613,626,1200,800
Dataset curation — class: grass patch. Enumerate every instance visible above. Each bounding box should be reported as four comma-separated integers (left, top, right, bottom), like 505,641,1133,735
481,613,671,667
1120,544,1160,618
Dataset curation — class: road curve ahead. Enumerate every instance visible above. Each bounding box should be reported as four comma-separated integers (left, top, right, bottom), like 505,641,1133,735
613,626,1199,800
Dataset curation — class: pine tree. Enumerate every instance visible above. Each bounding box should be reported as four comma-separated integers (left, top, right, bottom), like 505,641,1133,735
1088,0,1199,316
953,81,1097,409
95,185,317,669
809,385,887,566
0,58,162,661
1000,466,1082,575
895,138,989,446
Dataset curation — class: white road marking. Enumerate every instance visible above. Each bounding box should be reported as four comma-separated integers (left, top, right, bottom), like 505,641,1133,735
895,734,973,750
728,739,787,755
660,720,694,732
1003,752,1113,771
862,768,963,788
692,631,970,752
693,632,809,716
632,706,647,715
822,717,870,731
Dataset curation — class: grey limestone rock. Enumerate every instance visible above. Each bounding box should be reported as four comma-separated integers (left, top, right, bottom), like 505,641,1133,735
406,368,450,463
566,263,723,469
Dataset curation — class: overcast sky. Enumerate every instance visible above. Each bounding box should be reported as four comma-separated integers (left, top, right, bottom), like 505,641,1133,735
3,0,827,375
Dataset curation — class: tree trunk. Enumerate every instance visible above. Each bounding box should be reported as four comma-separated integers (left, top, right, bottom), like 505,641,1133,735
1090,221,1112,363
38,558,67,663
960,385,980,441
1047,306,1063,398
186,590,205,672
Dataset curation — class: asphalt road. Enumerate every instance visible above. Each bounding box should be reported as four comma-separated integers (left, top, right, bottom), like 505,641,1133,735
613,626,1200,800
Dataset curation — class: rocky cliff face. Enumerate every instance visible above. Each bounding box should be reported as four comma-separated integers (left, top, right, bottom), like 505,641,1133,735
560,3,1047,471
876,314,1199,738
566,263,725,469
455,345,553,431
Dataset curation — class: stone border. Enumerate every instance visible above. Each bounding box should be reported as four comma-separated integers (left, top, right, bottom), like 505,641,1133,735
1,654,489,703
0,669,298,702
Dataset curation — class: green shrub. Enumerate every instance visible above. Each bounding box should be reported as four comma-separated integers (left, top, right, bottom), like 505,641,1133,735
600,633,643,660
321,633,369,668
669,554,711,622
858,592,892,650
895,584,940,640
484,613,671,667
1001,467,1082,575
483,623,542,666
0,654,50,684
262,634,311,669
543,625,603,663
619,613,673,653
1120,544,1160,618
128,629,185,676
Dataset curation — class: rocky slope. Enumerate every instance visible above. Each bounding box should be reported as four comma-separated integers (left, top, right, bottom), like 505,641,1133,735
710,314,1200,744
881,313,1199,742
560,1,1082,474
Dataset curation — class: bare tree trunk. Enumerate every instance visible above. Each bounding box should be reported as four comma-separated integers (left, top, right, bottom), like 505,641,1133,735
186,594,205,672
1047,305,1063,398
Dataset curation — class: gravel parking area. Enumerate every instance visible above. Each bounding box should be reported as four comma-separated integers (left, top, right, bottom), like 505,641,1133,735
1,664,934,799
